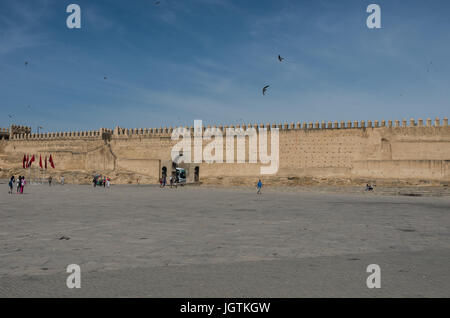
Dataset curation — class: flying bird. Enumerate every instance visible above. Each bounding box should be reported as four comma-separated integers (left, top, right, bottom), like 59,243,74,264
8,114,13,118
104,76,107,80
24,61,28,66
278,55,284,62
155,1,160,4
262,85,270,96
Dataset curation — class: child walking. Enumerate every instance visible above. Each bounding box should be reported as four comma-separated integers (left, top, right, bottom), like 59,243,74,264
257,179,263,194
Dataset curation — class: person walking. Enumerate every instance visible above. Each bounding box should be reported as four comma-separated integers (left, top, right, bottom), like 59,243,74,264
8,177,14,194
61,175,65,185
17,176,22,193
169,175,173,188
257,179,263,194
48,176,52,186
174,175,179,189
9,176,15,194
20,177,26,194
106,177,110,188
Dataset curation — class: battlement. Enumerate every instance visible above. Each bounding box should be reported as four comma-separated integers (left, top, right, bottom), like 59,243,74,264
10,125,32,135
0,127,9,140
9,128,113,141
4,117,448,141
1,116,449,185
111,116,449,137
0,125,32,140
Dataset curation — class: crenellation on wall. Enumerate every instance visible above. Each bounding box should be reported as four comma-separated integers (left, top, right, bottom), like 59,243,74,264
5,128,108,141
1,117,448,184
6,118,448,143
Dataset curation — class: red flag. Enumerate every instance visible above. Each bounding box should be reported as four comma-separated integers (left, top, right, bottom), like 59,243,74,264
45,156,47,170
26,154,29,168
23,154,26,168
49,154,55,169
39,155,43,169
28,155,35,167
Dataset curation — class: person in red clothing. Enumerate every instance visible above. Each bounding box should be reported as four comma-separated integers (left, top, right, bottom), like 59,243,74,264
20,177,26,194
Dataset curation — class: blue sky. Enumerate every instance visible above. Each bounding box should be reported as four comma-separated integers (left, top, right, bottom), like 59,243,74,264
0,0,449,132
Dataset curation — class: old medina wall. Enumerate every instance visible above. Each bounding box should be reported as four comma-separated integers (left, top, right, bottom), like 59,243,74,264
0,117,449,186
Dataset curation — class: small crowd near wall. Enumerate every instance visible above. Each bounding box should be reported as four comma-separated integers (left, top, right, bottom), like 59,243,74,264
8,176,26,194
93,175,111,188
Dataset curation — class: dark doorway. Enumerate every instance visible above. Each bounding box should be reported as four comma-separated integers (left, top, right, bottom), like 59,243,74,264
194,166,200,182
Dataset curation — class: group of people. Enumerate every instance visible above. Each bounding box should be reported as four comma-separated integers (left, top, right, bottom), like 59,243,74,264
7,172,376,195
159,175,180,188
8,176,26,194
93,175,111,188
158,176,264,193
8,175,67,194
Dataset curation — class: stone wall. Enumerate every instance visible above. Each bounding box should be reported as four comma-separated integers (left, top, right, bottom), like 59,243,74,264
0,117,449,186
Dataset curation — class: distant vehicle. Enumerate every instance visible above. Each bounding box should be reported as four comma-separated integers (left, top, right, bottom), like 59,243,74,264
176,168,186,184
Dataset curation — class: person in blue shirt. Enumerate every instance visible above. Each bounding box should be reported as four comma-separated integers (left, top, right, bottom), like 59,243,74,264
257,179,262,194
8,176,14,194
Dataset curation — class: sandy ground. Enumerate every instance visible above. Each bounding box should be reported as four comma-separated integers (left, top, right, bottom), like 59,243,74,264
0,183,449,297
